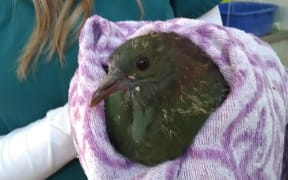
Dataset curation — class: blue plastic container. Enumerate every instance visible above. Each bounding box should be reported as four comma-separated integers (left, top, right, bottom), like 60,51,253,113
219,2,278,36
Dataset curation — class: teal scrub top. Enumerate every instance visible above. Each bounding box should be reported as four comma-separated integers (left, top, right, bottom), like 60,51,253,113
0,0,220,179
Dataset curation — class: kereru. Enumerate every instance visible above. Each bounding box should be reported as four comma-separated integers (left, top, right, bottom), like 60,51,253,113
90,32,229,166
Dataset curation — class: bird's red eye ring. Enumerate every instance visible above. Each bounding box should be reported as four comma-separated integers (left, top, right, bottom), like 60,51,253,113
136,57,150,71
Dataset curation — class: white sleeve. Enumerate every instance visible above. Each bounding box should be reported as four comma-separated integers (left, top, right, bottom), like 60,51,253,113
198,6,223,25
0,104,77,180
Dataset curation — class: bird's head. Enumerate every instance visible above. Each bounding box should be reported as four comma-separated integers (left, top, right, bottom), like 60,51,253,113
88,32,229,166
90,32,183,107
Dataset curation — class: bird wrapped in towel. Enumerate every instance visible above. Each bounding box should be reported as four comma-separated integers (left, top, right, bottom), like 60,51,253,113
90,32,229,166
68,15,288,180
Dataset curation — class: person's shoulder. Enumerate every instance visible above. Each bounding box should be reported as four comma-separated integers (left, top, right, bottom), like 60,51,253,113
171,0,222,18
92,0,175,21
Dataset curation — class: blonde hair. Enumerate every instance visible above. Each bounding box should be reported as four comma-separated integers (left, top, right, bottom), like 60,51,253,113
17,0,93,79
17,0,144,80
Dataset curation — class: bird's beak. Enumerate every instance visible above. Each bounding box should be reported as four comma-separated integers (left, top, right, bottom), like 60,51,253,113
90,69,132,107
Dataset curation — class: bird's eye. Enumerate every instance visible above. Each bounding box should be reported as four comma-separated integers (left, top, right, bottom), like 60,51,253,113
136,57,150,71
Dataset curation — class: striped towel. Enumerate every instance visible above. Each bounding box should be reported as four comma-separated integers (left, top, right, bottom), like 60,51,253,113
68,15,288,180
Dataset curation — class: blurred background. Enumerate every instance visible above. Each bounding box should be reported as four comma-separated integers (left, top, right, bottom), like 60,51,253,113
219,0,288,67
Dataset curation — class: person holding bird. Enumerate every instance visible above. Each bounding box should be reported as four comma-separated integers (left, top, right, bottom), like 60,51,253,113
0,0,223,179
